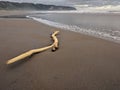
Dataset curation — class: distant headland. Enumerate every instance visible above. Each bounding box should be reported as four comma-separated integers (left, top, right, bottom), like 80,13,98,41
0,1,76,10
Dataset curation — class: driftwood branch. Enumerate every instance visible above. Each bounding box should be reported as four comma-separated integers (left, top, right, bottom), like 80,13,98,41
6,31,59,64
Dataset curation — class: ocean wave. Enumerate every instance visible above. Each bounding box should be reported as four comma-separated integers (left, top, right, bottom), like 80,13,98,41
74,5,120,13
29,10,120,14
27,16,120,44
28,5,120,14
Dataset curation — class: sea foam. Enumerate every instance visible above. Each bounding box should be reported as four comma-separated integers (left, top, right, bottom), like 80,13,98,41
75,5,120,13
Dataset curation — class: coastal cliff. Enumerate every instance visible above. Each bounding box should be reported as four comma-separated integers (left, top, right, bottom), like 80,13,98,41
0,1,76,10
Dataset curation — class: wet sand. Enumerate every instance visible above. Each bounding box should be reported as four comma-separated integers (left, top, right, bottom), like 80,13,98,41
0,10,32,16
0,17,120,90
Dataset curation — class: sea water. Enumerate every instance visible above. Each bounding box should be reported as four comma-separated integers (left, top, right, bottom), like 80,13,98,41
26,0,120,43
26,11,120,44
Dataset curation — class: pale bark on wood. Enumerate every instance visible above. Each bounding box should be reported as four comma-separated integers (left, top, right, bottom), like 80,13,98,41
6,31,59,64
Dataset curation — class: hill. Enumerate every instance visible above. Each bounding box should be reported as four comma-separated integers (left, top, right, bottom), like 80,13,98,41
0,1,76,10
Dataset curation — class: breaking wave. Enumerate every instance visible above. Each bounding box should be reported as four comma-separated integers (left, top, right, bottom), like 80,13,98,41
74,5,120,13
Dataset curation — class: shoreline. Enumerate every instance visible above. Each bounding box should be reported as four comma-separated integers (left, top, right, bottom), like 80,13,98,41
0,16,120,90
0,11,120,45
25,11,120,44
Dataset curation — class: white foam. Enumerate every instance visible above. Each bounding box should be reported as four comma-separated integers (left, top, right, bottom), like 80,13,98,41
27,10,118,14
27,16,120,44
74,5,120,13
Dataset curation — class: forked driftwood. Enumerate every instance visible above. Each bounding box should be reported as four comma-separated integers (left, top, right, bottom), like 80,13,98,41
6,31,59,64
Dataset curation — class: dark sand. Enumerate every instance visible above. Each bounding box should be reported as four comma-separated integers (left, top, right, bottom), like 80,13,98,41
0,17,120,90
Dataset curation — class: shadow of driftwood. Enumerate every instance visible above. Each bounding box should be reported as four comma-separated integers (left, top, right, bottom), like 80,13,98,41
7,56,32,69
6,51,45,69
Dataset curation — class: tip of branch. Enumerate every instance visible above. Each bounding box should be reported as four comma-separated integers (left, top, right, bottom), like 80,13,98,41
54,31,60,34
6,60,11,64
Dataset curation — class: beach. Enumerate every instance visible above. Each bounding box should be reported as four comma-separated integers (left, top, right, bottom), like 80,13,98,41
0,12,120,90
